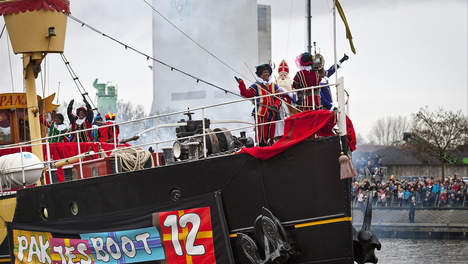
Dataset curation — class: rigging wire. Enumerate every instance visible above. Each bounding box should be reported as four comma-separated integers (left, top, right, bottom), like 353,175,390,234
59,53,98,111
44,0,247,100
0,24,5,40
6,34,15,92
141,0,252,82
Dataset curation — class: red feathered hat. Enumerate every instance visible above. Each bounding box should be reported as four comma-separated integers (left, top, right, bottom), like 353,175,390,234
105,112,116,121
278,59,289,73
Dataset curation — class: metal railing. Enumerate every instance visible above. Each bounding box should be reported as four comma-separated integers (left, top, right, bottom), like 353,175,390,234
0,79,348,195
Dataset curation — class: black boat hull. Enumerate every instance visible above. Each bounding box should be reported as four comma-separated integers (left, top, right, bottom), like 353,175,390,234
3,136,354,263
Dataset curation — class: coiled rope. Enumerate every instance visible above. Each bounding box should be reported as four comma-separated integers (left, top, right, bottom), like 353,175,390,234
111,147,153,172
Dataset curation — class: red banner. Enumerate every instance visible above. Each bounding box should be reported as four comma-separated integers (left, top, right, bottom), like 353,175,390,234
239,110,356,160
0,0,70,16
158,207,216,264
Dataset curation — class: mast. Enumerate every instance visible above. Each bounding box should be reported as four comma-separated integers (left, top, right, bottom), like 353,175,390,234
1,0,70,184
306,0,312,53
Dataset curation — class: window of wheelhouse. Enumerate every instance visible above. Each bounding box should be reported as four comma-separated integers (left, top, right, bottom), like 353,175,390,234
17,109,30,142
0,110,12,144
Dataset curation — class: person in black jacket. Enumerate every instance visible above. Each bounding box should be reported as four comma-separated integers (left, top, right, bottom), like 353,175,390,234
409,196,416,223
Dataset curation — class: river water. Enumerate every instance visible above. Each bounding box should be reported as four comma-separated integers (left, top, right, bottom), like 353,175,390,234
376,238,468,263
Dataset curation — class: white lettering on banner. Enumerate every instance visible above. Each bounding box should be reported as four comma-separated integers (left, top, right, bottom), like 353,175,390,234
163,213,205,256
90,237,110,262
179,213,205,255
39,236,52,264
106,237,122,260
64,246,76,264
17,236,28,262
163,215,183,256
52,246,66,264
27,236,41,263
120,236,136,258
85,230,155,261
135,233,152,255
53,243,92,264
77,243,93,264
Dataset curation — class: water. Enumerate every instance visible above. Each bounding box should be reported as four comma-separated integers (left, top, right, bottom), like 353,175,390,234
376,239,468,263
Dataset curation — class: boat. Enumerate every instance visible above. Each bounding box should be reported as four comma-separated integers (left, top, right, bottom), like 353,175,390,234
0,0,381,263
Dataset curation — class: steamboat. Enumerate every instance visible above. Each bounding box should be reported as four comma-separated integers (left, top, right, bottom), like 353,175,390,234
0,0,381,263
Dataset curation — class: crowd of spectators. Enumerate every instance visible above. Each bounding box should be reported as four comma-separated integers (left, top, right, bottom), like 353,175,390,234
352,175,467,209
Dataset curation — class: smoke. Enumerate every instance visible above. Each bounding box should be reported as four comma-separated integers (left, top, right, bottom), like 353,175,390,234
151,0,259,140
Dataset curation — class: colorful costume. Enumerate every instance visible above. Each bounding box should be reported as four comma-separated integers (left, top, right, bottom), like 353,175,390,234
67,98,94,142
319,54,348,110
91,114,104,142
40,114,70,143
275,59,296,109
238,64,281,146
275,60,297,137
293,53,321,110
98,112,120,144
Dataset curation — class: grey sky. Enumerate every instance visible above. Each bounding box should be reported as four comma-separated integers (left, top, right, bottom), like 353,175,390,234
0,0,467,140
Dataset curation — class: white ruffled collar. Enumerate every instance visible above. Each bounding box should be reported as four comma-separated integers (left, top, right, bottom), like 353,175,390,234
298,65,313,71
255,75,274,85
55,123,68,131
76,117,86,125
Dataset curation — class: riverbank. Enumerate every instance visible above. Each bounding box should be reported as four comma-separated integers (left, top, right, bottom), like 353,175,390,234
352,207,468,239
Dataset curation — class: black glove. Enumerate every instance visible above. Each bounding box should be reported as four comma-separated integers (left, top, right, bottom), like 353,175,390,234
339,54,349,64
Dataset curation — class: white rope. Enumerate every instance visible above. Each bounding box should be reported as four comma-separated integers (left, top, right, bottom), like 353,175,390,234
111,147,153,172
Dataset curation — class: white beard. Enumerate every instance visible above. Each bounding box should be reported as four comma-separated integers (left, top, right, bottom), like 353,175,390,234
276,75,292,91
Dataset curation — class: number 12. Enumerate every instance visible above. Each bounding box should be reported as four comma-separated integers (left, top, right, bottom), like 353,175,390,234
163,213,205,256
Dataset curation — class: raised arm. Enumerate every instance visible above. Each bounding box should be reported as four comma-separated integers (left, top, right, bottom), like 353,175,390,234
237,79,256,98
83,98,94,123
39,115,51,128
327,54,348,78
67,99,76,123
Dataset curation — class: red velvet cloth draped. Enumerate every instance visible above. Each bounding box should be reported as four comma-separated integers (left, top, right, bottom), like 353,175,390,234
239,110,356,160
0,0,70,15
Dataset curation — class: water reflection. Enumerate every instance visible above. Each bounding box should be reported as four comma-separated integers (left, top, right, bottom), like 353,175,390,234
376,238,468,263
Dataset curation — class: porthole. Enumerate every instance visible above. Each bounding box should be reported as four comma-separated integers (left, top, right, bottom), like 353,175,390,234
169,188,182,202
70,201,79,216
40,207,49,220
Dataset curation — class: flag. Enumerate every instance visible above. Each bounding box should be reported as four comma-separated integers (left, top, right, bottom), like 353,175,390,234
335,0,356,54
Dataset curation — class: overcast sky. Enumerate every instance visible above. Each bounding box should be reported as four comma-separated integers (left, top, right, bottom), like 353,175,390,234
0,0,466,140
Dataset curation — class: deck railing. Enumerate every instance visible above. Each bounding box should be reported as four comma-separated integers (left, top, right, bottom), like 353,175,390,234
0,78,348,195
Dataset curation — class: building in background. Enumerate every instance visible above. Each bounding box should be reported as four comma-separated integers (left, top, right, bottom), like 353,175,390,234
257,4,271,64
93,79,117,115
151,0,272,125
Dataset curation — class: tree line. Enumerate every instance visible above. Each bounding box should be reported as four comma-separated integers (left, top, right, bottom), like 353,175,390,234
364,107,468,180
